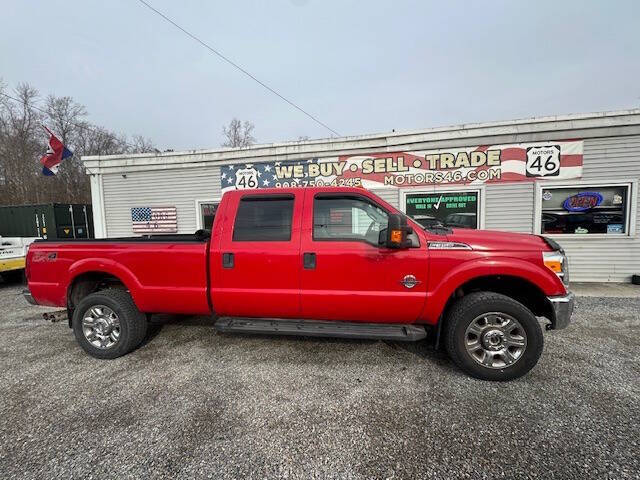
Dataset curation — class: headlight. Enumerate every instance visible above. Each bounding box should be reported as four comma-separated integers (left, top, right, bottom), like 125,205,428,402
543,251,569,285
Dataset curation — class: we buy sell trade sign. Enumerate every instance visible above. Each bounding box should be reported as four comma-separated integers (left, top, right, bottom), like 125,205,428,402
220,140,583,193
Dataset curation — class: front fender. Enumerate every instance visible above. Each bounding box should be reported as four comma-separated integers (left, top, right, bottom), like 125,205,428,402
422,255,566,324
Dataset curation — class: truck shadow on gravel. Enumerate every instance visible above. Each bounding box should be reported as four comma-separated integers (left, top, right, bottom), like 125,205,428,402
139,314,210,347
384,339,455,369
143,313,454,370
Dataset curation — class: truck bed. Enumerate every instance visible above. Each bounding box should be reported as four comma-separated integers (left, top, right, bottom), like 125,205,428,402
27,235,211,315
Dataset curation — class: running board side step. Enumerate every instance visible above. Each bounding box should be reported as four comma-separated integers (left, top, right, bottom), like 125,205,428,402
214,317,427,342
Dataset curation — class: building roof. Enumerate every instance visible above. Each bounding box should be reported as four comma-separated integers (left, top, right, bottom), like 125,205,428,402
83,108,640,175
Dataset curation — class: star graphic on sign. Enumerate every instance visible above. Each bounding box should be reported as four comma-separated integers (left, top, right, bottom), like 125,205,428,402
272,175,277,181
228,165,235,170
275,162,281,166
263,179,269,186
221,172,227,179
257,171,262,177
226,177,234,184
264,165,272,172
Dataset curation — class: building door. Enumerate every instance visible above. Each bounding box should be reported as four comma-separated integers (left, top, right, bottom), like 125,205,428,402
299,191,428,323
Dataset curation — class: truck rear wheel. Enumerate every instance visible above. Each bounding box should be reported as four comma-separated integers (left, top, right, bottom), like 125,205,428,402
444,292,543,381
72,289,148,359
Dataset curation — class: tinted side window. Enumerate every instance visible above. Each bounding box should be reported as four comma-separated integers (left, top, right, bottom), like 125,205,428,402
313,196,388,245
233,196,294,241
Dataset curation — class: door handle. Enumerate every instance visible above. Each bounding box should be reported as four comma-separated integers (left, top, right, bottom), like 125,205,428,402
303,252,316,269
222,252,234,268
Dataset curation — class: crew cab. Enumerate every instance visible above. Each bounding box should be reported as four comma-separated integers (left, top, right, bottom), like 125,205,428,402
24,187,574,381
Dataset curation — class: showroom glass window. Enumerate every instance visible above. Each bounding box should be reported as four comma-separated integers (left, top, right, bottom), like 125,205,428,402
405,191,479,229
233,196,294,241
313,196,389,245
540,185,629,235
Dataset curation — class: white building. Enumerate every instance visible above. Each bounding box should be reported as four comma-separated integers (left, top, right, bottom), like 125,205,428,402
83,109,640,282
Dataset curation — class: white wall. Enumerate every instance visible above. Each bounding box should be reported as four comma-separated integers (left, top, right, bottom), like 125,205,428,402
485,183,534,233
540,136,640,282
102,166,221,237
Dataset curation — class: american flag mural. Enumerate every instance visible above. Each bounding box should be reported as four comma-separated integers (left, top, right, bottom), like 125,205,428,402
131,206,178,234
220,140,583,193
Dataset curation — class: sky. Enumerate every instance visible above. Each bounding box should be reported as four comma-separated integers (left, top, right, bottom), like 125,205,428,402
2,0,639,151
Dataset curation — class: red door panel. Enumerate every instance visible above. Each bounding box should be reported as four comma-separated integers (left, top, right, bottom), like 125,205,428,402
211,191,303,318
300,190,428,323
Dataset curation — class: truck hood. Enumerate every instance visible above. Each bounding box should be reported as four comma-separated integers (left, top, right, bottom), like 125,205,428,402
446,228,549,252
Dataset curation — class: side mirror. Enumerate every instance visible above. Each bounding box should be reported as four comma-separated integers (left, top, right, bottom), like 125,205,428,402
383,213,412,249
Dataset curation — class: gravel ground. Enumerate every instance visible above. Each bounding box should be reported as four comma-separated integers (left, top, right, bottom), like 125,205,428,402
0,281,638,479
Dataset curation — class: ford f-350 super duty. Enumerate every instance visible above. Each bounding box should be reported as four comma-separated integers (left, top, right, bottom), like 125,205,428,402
23,187,574,381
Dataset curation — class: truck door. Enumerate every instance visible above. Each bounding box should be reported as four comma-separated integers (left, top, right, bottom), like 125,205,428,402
300,191,428,323
213,192,303,318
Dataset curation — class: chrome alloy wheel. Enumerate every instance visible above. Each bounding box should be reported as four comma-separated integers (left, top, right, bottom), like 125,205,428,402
464,312,527,369
82,305,121,349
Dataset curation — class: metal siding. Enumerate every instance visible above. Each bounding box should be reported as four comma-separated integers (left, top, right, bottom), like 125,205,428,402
485,183,534,233
547,136,640,282
370,189,399,209
102,167,221,237
478,136,640,282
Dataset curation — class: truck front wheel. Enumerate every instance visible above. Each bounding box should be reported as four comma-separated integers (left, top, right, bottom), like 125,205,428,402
72,289,148,359
444,292,544,381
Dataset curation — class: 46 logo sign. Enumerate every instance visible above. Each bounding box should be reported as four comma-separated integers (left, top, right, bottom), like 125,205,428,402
526,145,561,177
234,167,259,189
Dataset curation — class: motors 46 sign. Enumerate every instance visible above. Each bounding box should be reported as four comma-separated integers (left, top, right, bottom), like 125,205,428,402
220,140,583,193
526,145,561,177
234,167,259,189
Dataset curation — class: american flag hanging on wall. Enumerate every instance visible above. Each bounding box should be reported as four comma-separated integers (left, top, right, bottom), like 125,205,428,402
131,206,178,234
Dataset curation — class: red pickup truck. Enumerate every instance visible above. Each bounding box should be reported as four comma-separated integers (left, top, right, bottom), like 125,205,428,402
24,187,574,381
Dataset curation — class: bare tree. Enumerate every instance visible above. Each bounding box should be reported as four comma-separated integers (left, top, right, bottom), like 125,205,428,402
44,95,87,144
0,80,155,206
0,83,44,203
128,135,156,154
43,95,91,202
74,123,126,157
221,118,256,148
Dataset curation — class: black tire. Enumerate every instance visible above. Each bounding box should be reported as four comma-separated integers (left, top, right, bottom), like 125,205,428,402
444,292,544,381
72,289,148,359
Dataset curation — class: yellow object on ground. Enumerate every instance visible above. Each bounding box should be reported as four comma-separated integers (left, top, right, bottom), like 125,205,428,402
0,257,25,273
